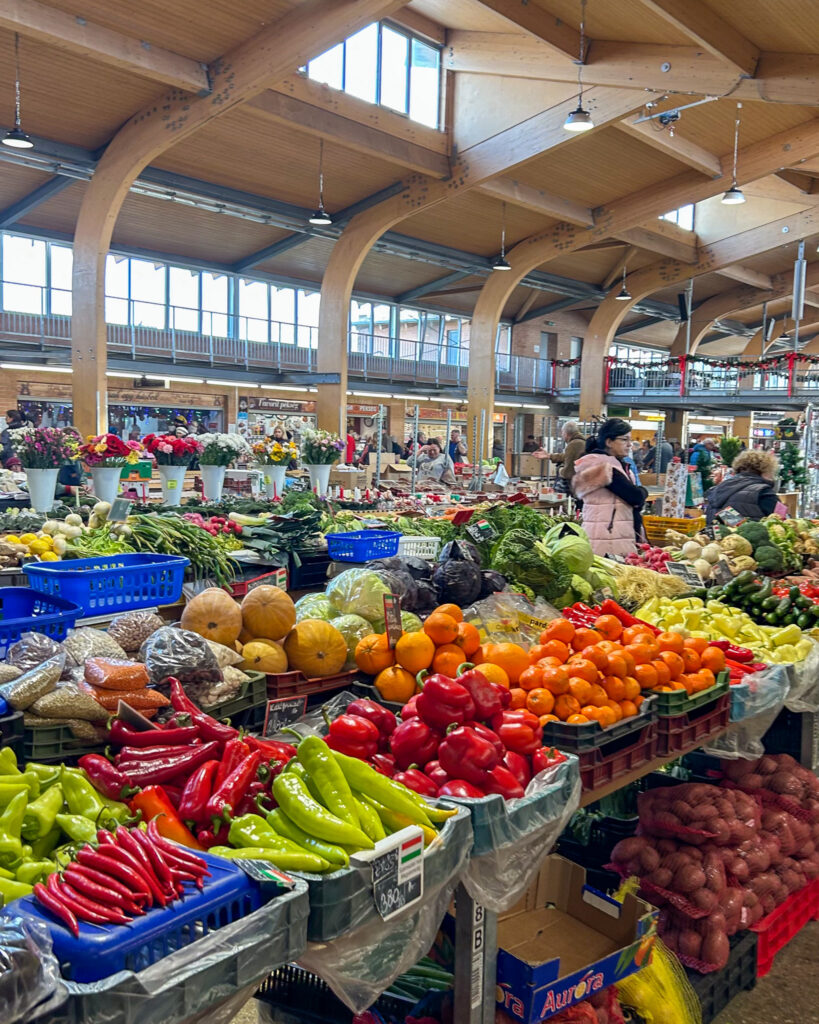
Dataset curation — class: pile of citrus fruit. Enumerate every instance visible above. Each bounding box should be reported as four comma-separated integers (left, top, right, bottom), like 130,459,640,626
512,615,727,728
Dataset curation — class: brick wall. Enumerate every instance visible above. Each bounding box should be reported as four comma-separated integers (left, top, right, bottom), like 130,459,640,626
511,309,592,361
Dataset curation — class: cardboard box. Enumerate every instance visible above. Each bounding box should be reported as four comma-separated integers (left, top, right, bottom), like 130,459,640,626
382,462,412,478
495,857,657,1023
518,454,551,479
329,467,367,490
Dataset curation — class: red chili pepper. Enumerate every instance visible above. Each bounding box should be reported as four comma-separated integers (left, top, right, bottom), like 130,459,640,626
389,718,441,769
438,724,499,785
503,751,532,789
599,599,660,634
392,768,439,797
118,740,221,788
345,698,397,747
108,718,199,748
131,825,176,891
34,881,79,936
75,846,152,903
130,785,205,850
102,833,168,907
482,764,525,800
77,754,139,801
146,820,209,876
206,750,263,826
491,709,543,755
245,735,298,763
325,713,381,760
424,760,450,787
64,864,145,912
455,664,509,720
62,866,144,916
48,872,127,925
532,746,568,774
463,721,505,758
169,678,237,744
415,672,476,731
438,779,485,798
214,737,250,789
371,752,396,777
114,826,172,900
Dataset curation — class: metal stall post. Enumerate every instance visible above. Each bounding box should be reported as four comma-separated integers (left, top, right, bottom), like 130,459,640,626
446,408,453,466
542,415,550,485
471,415,479,489
374,404,384,491
454,883,498,1024
410,404,420,493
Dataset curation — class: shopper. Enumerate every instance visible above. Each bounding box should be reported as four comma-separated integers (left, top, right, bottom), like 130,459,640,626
705,450,780,524
355,435,373,467
656,438,674,473
172,415,190,438
549,421,586,493
522,434,540,452
448,429,468,462
0,409,24,466
642,439,656,471
408,439,457,487
572,418,648,557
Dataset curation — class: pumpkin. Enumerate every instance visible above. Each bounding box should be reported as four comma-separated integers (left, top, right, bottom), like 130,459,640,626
240,640,288,674
180,588,242,646
374,665,416,703
241,585,296,640
283,619,347,677
395,631,435,674
238,627,255,646
355,633,395,675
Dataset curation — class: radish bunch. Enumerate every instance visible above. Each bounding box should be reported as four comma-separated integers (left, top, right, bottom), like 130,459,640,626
625,544,674,573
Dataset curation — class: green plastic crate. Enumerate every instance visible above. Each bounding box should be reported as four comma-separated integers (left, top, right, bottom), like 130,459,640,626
24,722,107,765
648,671,729,717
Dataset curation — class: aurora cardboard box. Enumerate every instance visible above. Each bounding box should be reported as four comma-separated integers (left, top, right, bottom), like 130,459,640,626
495,856,657,1023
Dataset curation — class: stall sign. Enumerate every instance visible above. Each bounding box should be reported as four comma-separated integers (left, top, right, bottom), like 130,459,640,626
246,396,316,413
369,826,424,920
263,696,307,738
383,593,403,648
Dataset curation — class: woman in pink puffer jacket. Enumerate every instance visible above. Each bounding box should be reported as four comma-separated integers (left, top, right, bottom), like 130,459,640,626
572,418,647,557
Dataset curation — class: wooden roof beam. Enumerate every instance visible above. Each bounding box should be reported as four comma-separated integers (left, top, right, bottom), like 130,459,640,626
636,0,759,76
614,116,721,177
775,170,818,194
476,177,593,226
602,246,637,290
471,0,580,59
0,0,210,93
613,224,697,262
716,265,774,290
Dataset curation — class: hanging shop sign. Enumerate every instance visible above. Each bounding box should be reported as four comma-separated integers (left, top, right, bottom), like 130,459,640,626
347,404,380,415
19,381,224,409
245,396,316,413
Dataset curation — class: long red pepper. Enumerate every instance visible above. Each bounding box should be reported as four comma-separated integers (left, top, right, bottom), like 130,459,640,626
131,826,175,890
34,881,79,936
66,863,147,906
47,873,122,925
116,740,220,787
146,820,209,874
77,755,139,801
102,838,168,907
63,866,144,915
206,750,263,825
75,846,152,903
112,827,170,896
169,679,236,743
116,743,204,763
244,735,297,763
177,760,219,824
108,719,199,748
213,737,249,788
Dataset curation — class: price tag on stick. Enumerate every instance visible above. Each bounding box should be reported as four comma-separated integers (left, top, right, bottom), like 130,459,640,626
666,562,703,588
263,695,307,738
369,826,424,920
710,559,734,586
383,593,403,649
108,497,132,522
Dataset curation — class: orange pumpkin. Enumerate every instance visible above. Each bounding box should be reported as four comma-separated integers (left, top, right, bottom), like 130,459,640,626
395,631,435,674
180,588,242,646
283,619,347,677
355,633,395,675
240,586,296,641
374,665,417,703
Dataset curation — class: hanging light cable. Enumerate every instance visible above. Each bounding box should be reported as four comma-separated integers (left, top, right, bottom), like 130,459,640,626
721,103,745,204
308,139,332,225
615,262,631,300
492,202,511,270
564,0,594,132
3,34,33,149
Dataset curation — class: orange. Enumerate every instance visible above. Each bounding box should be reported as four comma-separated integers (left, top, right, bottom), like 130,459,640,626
355,633,395,675
541,666,571,695
622,650,637,675
566,658,599,685
684,636,709,655
652,660,671,687
394,631,435,674
488,643,530,684
606,699,624,722
623,676,641,700
701,647,726,673
634,695,644,708
432,644,467,677
528,644,550,664
454,621,481,657
656,631,684,654
593,615,623,641
518,665,545,692
509,687,528,708
537,656,565,670
526,687,555,716
603,675,626,701
541,619,575,645
681,648,701,673
625,643,653,666
634,663,658,689
620,699,638,719
567,714,590,724
596,640,621,654
622,625,655,645
582,705,605,723
554,693,582,720
472,645,486,665
583,645,610,671
596,705,617,727
658,651,684,680
588,683,609,707
698,667,716,689
539,713,560,725
606,652,628,679
569,677,593,705
374,665,417,703
572,628,604,651
539,640,570,663
423,612,460,646
434,603,463,623
479,662,510,688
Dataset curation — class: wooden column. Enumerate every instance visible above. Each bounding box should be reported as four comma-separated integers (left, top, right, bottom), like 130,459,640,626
69,0,406,437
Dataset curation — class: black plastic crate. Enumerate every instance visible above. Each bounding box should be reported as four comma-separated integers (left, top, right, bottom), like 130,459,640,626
289,550,331,590
0,710,24,761
554,836,622,895
687,930,757,1024
540,694,656,753
762,707,819,769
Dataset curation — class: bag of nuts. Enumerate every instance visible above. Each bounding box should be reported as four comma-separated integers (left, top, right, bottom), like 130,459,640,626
107,611,165,652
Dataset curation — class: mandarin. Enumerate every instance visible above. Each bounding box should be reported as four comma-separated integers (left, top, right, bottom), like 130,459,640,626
572,628,604,651
624,643,653,666
658,650,684,680
431,644,466,677
652,660,671,687
623,650,637,675
566,658,599,685
623,676,641,700
518,665,545,692
526,687,555,716
567,714,590,724
583,645,610,671
701,647,726,673
606,652,628,679
569,677,594,705
434,603,463,623
541,665,571,694
479,663,510,688
634,663,658,689
620,699,638,718
603,675,626,701
581,705,604,722
656,631,684,654
684,636,709,655
622,625,655,645
541,618,575,644
681,648,701,673
537,656,565,670
588,683,610,707
539,713,559,725
554,693,582,720
508,687,527,709
596,706,617,727
539,639,571,663
528,644,550,664
423,612,460,646
593,614,623,640
606,699,624,721
454,621,481,656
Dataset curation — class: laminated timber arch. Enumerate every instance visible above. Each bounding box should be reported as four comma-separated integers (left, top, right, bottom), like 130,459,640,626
740,267,819,354
70,0,407,436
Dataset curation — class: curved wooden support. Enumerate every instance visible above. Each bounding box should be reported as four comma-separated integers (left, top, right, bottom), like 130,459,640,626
739,264,819,355
669,284,773,358
70,0,406,436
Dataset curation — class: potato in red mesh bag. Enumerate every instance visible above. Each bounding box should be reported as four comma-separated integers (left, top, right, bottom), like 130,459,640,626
658,908,730,973
588,987,626,1024
723,753,819,822
638,784,727,844
608,836,660,878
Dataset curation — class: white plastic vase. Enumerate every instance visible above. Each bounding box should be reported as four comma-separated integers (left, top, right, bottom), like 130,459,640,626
158,464,188,504
90,465,122,506
306,463,332,495
200,464,226,502
269,464,287,499
25,467,59,513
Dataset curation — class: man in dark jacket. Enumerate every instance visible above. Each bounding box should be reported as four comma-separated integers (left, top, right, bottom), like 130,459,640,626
706,450,779,524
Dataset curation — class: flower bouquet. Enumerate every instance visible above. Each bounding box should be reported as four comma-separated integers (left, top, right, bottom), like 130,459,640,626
143,433,202,504
198,433,250,500
79,433,143,505
251,437,298,499
9,426,80,512
301,429,344,495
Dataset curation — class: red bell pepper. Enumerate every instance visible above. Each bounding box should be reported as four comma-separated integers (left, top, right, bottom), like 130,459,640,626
371,752,396,777
389,718,441,769
456,664,510,720
205,750,263,825
393,768,439,797
346,698,397,748
491,709,542,755
463,721,505,758
503,751,532,789
77,754,139,801
532,747,567,774
325,713,381,759
438,779,485,798
424,760,450,787
401,694,420,720
415,673,476,731
177,759,219,825
438,724,499,785
482,764,525,800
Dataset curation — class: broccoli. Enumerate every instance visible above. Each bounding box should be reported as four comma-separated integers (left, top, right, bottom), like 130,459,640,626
754,544,784,572
736,521,770,551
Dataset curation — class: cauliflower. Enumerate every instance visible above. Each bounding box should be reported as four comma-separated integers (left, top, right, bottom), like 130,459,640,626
720,534,753,557
730,555,757,573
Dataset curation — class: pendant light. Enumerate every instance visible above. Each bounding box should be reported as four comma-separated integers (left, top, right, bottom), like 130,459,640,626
721,103,745,204
2,34,33,149
615,264,631,300
308,139,332,225
492,202,511,271
564,0,594,133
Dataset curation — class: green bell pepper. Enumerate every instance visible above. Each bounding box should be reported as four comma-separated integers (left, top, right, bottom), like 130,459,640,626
0,790,28,867
21,784,63,841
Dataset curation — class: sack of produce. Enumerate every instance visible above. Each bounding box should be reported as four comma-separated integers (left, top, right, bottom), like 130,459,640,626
0,654,64,710
658,907,731,972
6,633,65,674
722,752,819,821
107,610,165,652
139,626,223,694
84,658,150,691
637,783,759,845
63,627,127,666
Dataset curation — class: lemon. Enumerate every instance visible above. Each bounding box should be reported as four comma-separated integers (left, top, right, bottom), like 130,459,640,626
3,535,21,545
39,551,60,561
19,533,37,545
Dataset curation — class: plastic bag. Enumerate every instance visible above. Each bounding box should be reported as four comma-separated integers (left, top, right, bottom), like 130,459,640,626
462,591,560,646
204,639,243,669
783,636,819,712
0,915,65,1024
702,665,789,760
139,627,222,693
84,658,150,691
447,755,581,913
107,611,165,652
6,631,65,672
0,653,64,710
326,568,391,622
616,935,702,1023
30,681,110,722
63,627,127,666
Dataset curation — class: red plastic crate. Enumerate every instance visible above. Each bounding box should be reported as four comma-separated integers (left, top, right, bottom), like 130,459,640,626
265,668,359,699
228,568,288,598
752,877,819,977
656,693,730,756
577,721,658,791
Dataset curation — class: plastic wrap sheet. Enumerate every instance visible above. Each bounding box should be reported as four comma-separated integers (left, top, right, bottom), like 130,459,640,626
703,666,789,760
269,690,356,741
462,592,560,645
446,755,581,914
783,637,819,713
22,879,309,1024
1,916,65,1024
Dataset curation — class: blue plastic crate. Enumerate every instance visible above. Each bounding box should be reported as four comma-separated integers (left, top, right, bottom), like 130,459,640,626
10,850,263,983
325,530,400,562
0,588,82,659
24,553,189,615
